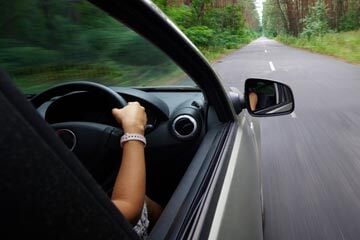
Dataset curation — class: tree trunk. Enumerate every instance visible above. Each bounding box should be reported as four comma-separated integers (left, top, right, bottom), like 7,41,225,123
276,0,290,33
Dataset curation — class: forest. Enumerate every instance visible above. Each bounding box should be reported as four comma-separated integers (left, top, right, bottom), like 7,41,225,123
262,0,360,63
153,0,261,58
263,0,360,37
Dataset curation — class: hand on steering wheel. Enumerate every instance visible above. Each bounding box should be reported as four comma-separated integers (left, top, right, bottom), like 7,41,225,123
31,81,129,192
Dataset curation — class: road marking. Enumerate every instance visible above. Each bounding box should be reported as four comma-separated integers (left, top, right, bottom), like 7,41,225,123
265,49,268,53
291,112,297,118
269,61,276,71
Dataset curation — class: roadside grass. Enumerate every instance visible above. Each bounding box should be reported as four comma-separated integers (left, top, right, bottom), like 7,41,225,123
276,30,360,64
201,44,248,62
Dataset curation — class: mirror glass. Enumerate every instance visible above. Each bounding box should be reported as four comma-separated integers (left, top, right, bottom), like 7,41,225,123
245,78,294,116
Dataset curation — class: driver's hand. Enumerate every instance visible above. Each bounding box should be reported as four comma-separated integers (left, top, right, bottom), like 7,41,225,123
112,102,147,135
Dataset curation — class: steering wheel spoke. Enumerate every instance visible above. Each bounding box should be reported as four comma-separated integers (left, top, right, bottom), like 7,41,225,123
53,121,123,187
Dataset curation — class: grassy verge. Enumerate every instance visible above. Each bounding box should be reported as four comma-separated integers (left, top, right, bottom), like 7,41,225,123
201,44,248,62
276,30,360,64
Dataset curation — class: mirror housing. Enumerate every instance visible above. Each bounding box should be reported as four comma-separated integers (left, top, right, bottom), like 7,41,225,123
244,78,294,117
228,86,245,114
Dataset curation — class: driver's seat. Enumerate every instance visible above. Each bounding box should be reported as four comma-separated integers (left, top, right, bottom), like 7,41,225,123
0,70,138,239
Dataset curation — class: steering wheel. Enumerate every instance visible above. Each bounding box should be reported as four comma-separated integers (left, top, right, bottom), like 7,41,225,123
31,81,127,192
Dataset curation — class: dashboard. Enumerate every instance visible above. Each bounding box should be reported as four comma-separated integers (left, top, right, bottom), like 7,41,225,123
35,86,207,205
42,87,206,142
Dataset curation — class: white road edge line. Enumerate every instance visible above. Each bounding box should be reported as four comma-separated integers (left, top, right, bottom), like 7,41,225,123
291,112,297,118
269,61,276,71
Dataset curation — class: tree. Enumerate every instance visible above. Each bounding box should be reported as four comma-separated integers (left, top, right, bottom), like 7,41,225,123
262,0,287,36
339,0,360,31
263,0,359,37
301,0,329,37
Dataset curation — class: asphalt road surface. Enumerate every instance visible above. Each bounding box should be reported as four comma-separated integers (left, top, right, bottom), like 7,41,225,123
214,37,360,240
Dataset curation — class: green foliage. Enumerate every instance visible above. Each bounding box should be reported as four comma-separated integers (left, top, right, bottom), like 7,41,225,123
165,6,195,28
216,32,242,49
0,46,62,69
164,4,258,56
183,26,214,46
204,6,245,33
262,0,287,37
340,8,360,31
0,0,181,93
191,0,212,20
152,0,168,8
277,30,360,64
301,0,329,38
264,0,359,38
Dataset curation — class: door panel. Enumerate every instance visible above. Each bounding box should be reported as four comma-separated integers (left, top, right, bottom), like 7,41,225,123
209,112,263,240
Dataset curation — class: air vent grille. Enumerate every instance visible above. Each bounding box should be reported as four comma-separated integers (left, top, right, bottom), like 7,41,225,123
172,115,198,139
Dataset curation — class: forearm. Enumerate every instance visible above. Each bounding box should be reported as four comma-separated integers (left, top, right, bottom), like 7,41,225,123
111,140,146,224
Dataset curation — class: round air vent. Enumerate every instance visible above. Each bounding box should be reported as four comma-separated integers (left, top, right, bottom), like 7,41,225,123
172,115,198,140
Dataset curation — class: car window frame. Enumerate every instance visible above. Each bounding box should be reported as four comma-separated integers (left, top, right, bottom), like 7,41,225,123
90,0,236,123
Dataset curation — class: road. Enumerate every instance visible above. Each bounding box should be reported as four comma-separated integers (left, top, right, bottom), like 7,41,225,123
214,37,360,240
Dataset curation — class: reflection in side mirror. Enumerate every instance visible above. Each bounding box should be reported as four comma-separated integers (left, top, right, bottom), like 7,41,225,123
245,78,294,117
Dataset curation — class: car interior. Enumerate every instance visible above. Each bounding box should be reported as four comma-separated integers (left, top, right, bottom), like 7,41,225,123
33,81,208,207
0,0,240,239
0,66,233,239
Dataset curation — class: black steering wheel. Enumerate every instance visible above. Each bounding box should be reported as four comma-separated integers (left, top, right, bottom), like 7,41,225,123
31,81,127,192
31,81,127,108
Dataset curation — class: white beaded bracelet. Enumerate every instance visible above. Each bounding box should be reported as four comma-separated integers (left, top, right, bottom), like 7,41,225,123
120,133,146,147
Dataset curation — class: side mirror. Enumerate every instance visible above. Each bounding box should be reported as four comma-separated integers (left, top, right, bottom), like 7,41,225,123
245,78,294,117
